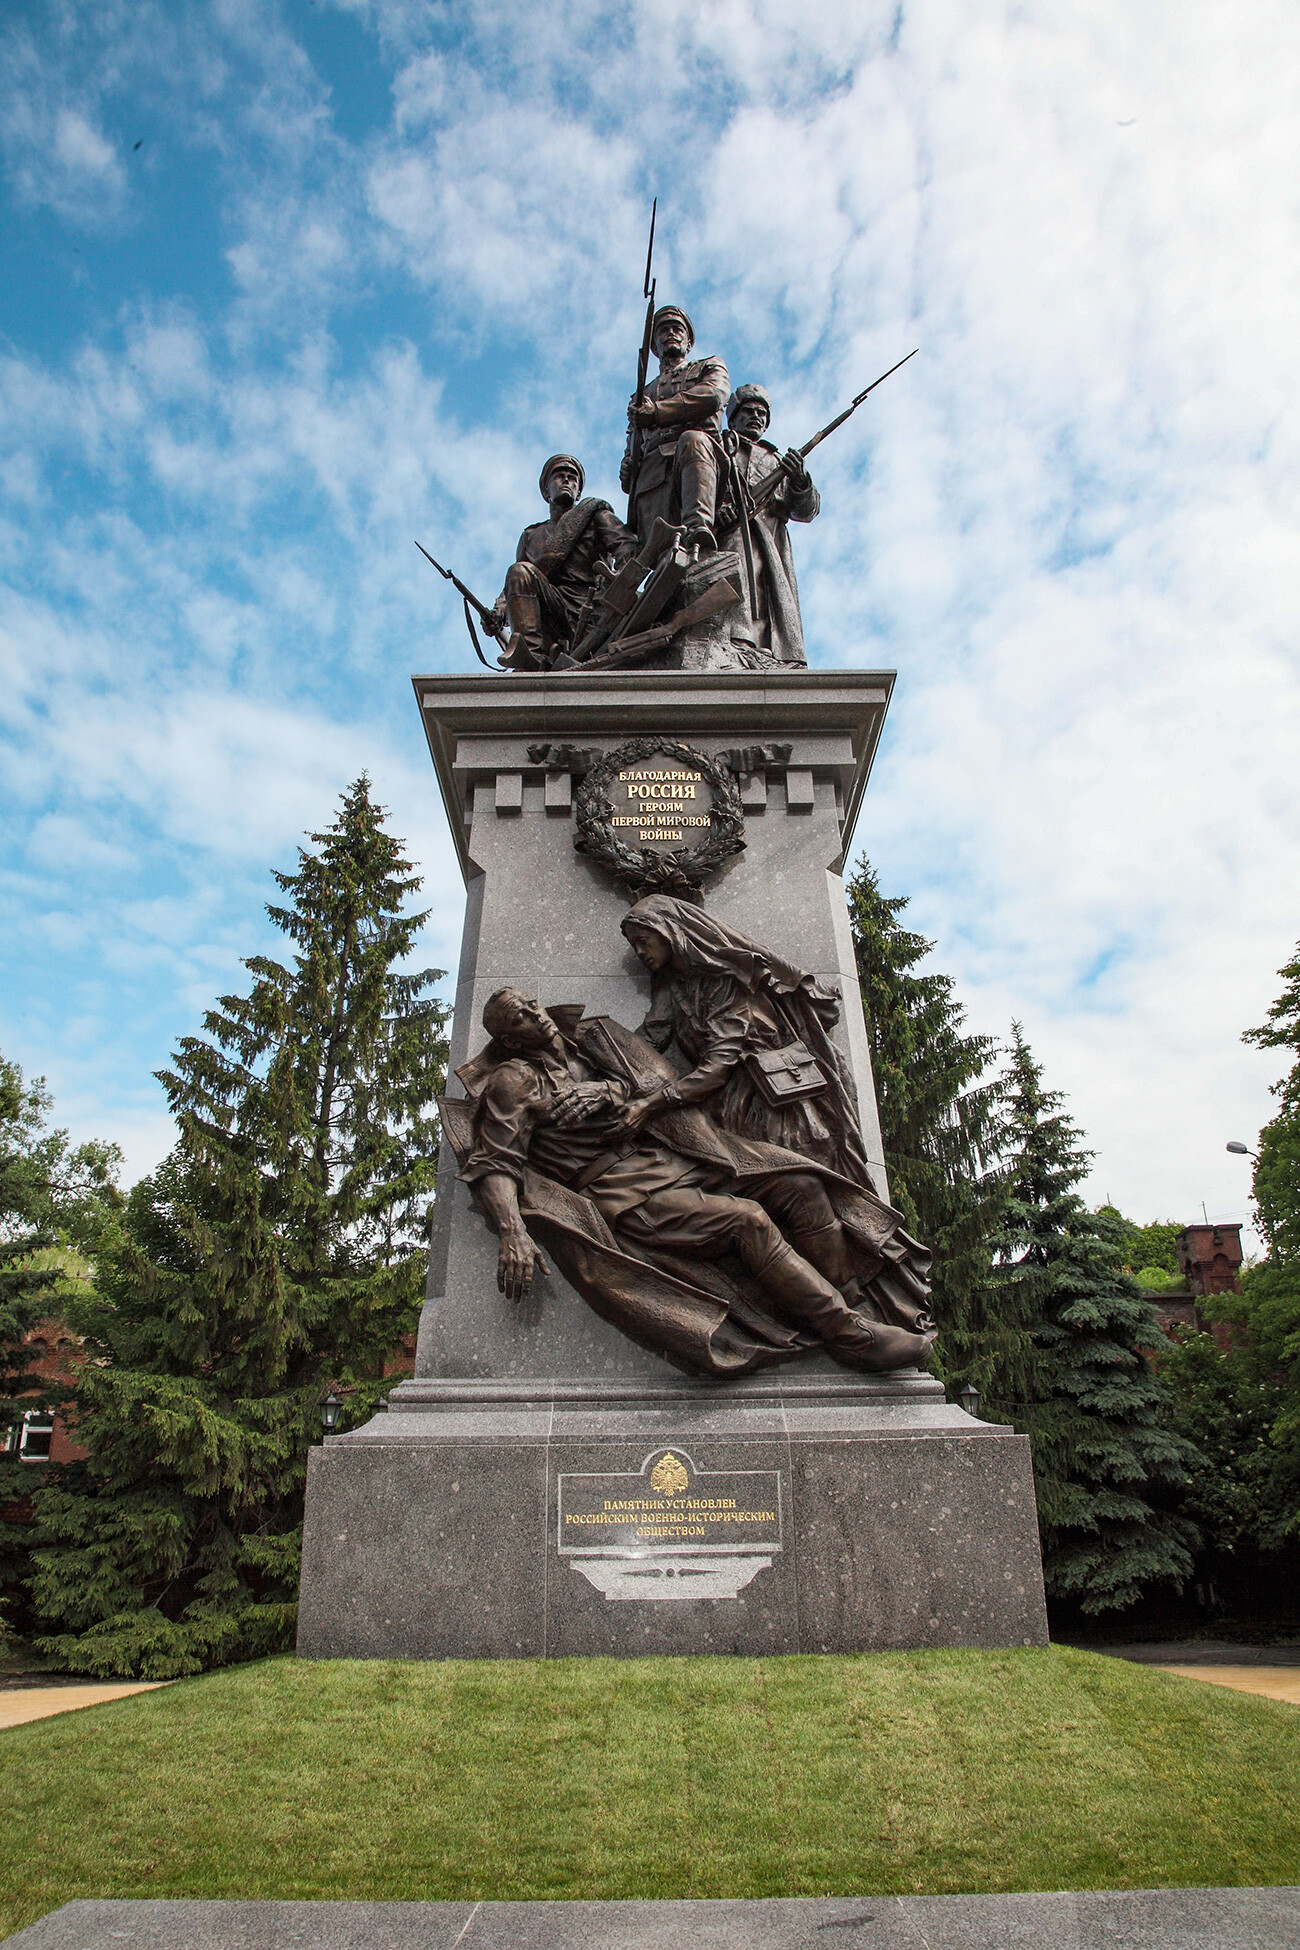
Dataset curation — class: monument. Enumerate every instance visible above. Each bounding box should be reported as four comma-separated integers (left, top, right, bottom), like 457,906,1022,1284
297,278,1048,1659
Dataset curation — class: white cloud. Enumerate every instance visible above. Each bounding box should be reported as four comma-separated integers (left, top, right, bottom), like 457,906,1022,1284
0,65,127,223
1,0,1297,1246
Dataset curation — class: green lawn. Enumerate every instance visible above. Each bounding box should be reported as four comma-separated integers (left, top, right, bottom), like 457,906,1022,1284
3,1648,1299,1940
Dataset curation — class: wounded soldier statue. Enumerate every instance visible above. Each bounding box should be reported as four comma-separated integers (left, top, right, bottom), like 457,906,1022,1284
439,987,935,1381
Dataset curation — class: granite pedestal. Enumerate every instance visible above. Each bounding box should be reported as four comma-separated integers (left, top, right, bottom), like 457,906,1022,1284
297,670,1049,1660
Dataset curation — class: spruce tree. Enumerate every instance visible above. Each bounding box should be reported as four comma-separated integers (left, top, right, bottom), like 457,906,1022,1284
845,861,1008,1371
31,779,450,1677
992,1025,1198,1613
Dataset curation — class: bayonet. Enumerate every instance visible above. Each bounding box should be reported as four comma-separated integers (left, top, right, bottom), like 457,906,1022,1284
748,348,918,514
414,539,499,667
625,198,658,523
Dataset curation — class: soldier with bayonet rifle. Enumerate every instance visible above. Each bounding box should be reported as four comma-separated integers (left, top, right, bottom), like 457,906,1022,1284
418,457,636,672
486,454,638,673
720,384,819,668
621,306,730,556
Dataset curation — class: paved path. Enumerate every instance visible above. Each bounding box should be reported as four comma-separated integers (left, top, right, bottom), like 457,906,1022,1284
1086,1637,1300,1666
7,1892,1300,1950
0,1683,168,1729
1156,1663,1300,1703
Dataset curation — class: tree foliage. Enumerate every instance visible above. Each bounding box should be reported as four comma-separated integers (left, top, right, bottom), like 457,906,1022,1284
1243,940,1300,1278
31,779,450,1677
989,1026,1198,1612
1099,1210,1185,1281
845,861,1007,1369
1160,1328,1298,1559
0,1056,122,1643
0,1057,122,1424
1167,938,1300,1562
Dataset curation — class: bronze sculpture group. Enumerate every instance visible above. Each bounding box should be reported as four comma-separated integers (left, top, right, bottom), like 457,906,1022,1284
421,259,931,1375
483,305,826,674
420,289,913,674
441,898,935,1379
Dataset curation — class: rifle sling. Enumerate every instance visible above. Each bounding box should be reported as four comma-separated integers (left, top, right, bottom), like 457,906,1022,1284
463,598,493,668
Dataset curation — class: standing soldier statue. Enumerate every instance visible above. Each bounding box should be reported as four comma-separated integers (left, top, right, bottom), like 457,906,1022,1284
722,384,820,668
487,454,638,672
621,307,730,555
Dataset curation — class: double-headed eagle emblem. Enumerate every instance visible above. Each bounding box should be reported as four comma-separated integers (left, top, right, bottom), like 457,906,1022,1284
649,1452,690,1498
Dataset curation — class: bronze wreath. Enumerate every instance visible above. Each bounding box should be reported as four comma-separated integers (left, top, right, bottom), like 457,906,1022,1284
574,736,746,902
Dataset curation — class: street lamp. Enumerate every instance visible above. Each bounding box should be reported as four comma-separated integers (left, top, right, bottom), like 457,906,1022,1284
1226,1141,1257,1159
957,1380,980,1420
319,1391,342,1434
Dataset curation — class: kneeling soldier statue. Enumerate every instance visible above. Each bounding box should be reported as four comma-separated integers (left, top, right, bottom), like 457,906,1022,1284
488,454,638,672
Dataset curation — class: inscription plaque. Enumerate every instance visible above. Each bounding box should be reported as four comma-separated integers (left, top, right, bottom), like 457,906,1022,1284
557,1447,783,1602
573,735,746,900
608,761,710,851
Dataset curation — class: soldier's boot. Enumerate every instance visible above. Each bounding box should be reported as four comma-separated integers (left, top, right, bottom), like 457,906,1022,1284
753,1237,934,1374
502,589,546,671
676,430,719,552
788,1217,856,1296
751,1236,860,1340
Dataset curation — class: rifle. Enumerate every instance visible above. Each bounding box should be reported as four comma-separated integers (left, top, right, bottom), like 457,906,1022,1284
414,539,499,668
624,198,658,524
747,348,918,516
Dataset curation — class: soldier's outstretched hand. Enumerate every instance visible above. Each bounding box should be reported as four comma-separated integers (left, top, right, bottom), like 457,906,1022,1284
498,1223,544,1303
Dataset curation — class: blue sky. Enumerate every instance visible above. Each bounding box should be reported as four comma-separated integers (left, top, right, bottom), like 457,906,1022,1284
2,0,1297,1236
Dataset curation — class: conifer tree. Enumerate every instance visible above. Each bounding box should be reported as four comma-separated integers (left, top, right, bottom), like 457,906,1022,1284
991,1024,1198,1612
32,779,450,1677
845,861,1008,1368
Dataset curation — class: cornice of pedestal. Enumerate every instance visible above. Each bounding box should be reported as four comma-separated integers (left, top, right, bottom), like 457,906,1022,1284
412,667,897,883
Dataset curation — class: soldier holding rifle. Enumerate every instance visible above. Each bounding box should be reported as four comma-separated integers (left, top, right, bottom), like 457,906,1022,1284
621,307,730,555
486,454,637,672
722,384,820,668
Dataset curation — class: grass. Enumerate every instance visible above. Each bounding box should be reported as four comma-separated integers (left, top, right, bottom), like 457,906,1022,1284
3,1647,1300,1939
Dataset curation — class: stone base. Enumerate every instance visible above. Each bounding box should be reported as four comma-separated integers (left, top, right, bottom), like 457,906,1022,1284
296,1373,1048,1660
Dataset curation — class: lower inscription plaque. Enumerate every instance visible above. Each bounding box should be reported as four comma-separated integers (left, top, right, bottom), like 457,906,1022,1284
557,1447,783,1602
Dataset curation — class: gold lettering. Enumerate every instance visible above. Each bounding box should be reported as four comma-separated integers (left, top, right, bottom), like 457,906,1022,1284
565,1503,774,1527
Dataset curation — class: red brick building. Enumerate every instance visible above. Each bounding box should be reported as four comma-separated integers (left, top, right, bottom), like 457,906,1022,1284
1150,1222,1246,1345
1,1318,87,1468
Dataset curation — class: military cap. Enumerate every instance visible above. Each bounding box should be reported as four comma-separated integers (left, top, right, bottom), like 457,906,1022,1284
651,305,695,350
726,383,771,426
538,453,585,498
